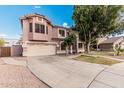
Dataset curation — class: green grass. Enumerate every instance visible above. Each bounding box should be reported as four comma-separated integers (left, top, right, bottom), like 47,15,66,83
73,55,119,66
90,51,114,56
91,51,124,56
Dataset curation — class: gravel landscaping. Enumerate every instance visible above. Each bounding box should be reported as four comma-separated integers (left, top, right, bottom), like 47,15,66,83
0,58,49,88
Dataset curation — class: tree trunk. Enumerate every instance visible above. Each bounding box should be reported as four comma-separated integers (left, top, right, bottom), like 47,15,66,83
68,45,71,54
65,46,68,56
86,30,91,54
86,42,90,54
117,50,120,56
75,40,78,54
96,44,99,51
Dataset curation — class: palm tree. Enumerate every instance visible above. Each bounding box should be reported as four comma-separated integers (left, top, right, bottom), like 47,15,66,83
62,33,76,55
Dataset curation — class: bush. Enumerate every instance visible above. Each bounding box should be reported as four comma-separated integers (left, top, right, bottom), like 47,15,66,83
113,45,124,56
0,39,5,46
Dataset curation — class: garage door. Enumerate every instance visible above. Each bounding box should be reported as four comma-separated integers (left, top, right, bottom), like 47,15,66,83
24,42,56,56
99,44,113,51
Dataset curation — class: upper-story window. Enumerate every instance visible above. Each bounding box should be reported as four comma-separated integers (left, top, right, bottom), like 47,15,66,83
35,23,39,33
46,26,48,34
59,29,65,37
29,23,33,32
40,25,45,33
35,23,45,33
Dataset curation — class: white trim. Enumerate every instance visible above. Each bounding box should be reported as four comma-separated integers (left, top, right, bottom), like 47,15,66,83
58,28,66,38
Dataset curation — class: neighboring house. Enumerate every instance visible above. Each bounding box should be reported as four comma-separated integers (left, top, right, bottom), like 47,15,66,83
0,38,23,57
20,13,84,56
0,38,20,46
98,36,124,51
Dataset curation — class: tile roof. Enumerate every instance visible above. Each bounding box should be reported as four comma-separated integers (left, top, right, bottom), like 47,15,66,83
100,36,123,44
20,13,52,25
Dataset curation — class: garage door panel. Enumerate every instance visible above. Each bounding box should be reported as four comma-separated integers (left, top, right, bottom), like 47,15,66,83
26,43,56,56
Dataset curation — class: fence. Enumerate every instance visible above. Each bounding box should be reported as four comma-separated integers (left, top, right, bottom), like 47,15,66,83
0,47,11,57
0,45,23,57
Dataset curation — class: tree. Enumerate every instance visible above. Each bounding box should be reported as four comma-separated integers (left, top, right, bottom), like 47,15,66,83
0,39,5,46
72,5,124,54
113,45,124,56
62,33,76,55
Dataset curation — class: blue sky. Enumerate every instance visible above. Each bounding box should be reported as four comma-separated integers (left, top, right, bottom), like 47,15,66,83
0,5,73,39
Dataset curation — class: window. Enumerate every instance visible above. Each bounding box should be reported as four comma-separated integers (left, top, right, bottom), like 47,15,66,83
61,43,66,50
29,23,33,32
40,25,45,33
35,23,40,33
59,30,65,37
35,23,45,33
78,43,83,48
46,26,48,34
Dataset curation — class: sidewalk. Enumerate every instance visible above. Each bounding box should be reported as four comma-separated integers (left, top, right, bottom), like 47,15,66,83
90,62,124,88
1,57,27,67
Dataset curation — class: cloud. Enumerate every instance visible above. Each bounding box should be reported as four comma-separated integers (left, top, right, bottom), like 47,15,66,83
0,34,7,38
34,6,41,9
63,23,68,26
63,22,69,28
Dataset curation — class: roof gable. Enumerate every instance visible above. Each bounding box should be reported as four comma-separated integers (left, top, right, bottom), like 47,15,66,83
100,36,124,44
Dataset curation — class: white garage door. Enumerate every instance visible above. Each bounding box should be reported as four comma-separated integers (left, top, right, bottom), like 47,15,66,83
25,42,56,56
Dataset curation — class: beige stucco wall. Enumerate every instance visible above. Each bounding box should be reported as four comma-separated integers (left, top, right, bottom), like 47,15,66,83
21,16,53,43
99,37,124,51
120,44,124,49
21,14,85,55
33,17,53,42
119,41,124,49
23,42,56,56
22,19,31,43
52,27,67,39
52,28,59,39
11,45,23,56
114,37,124,45
57,50,66,54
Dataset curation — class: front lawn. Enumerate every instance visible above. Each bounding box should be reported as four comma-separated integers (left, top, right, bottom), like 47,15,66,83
73,55,120,65
91,51,124,56
91,51,124,60
90,51,114,56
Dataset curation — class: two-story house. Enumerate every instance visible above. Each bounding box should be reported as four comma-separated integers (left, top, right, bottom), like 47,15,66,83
20,13,84,56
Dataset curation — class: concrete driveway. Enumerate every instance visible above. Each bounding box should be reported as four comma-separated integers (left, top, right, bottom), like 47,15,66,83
2,56,124,88
27,56,124,88
27,56,106,88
